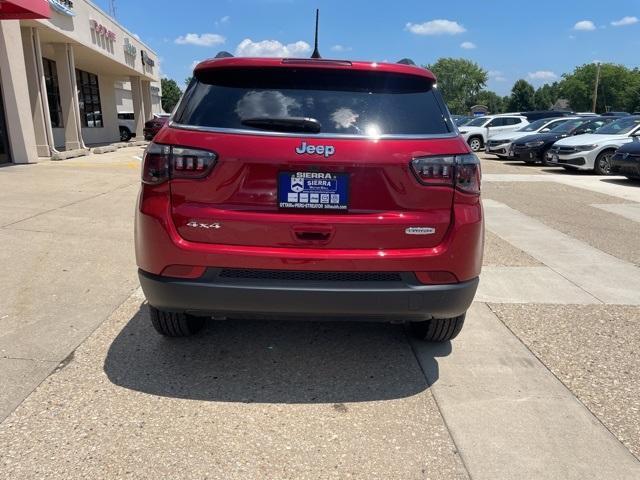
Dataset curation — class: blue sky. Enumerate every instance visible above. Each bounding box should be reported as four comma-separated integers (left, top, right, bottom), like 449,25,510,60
95,0,640,95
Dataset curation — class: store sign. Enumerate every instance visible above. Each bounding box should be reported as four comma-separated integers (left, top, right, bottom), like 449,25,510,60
141,51,155,67
90,19,116,41
48,0,75,17
124,38,137,56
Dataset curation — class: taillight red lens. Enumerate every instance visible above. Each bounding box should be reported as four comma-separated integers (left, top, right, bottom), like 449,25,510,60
411,154,481,194
141,143,170,184
410,156,455,186
141,143,217,184
171,146,216,178
455,154,481,195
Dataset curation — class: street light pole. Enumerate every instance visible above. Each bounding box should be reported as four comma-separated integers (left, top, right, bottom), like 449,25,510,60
592,62,601,113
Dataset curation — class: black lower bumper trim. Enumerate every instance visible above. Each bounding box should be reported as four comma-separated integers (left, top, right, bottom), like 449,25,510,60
138,269,480,321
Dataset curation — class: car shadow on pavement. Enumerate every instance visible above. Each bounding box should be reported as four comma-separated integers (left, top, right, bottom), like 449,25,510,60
103,306,448,404
600,178,640,186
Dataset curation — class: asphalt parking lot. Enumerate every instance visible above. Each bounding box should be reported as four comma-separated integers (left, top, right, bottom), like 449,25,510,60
0,149,639,479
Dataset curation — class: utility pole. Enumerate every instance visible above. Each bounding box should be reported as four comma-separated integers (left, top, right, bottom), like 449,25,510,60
108,0,117,19
592,62,601,113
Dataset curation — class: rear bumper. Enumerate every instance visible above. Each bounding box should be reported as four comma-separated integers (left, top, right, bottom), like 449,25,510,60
139,269,479,321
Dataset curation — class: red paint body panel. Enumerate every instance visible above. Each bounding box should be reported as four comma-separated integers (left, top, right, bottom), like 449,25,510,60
135,58,483,294
0,0,51,19
194,57,437,82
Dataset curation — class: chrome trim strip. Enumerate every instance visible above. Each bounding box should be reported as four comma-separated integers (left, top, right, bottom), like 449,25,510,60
168,121,459,140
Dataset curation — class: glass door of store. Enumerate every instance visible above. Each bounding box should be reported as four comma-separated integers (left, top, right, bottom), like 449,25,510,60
0,81,10,164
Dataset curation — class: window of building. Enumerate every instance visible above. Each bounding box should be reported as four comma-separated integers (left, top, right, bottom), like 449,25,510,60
43,58,63,128
75,69,103,128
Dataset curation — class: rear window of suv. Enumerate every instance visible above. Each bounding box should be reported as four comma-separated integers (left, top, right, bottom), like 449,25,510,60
173,67,453,136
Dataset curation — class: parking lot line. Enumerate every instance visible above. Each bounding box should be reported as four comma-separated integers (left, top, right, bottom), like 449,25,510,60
476,266,600,304
484,199,640,305
591,203,640,223
410,302,640,480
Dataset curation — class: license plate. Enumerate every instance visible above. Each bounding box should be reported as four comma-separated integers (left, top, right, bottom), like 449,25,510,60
278,172,348,211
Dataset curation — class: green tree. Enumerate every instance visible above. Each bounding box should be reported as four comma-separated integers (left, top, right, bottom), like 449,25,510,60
533,83,560,110
508,79,535,111
558,63,636,113
624,71,640,113
472,90,504,114
426,58,487,114
161,78,182,113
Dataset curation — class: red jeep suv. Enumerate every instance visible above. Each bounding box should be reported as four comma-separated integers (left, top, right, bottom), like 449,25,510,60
135,56,483,342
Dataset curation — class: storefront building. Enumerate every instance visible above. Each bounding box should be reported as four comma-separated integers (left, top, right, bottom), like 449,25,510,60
0,0,161,164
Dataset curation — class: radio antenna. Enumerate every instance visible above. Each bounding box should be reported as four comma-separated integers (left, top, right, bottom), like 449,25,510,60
311,9,321,58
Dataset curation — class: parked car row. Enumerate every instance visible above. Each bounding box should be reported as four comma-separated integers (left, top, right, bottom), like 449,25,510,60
457,110,582,152
483,114,640,179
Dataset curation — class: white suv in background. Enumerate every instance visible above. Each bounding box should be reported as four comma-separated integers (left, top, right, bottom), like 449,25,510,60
548,116,640,174
486,117,573,158
458,114,529,152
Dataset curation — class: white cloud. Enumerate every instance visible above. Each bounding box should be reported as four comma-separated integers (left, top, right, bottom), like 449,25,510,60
405,19,466,36
573,20,596,31
215,15,230,26
460,41,476,49
331,44,352,52
175,33,225,47
488,70,506,82
611,16,638,27
191,60,201,70
235,38,311,57
528,70,558,81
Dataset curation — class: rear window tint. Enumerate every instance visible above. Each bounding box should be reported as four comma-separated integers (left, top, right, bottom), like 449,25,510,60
174,67,452,136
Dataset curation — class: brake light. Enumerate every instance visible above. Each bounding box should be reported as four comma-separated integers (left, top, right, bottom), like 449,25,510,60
411,154,481,194
141,143,217,184
141,143,170,184
455,154,481,194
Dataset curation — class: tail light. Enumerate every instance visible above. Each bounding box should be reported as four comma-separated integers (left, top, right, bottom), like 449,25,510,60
141,142,217,184
411,154,481,194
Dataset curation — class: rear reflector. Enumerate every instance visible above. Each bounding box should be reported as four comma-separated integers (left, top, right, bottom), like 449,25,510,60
415,271,458,284
160,265,206,279
141,142,217,184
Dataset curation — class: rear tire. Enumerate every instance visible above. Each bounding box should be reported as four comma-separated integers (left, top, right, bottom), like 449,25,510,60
410,314,466,342
149,305,205,337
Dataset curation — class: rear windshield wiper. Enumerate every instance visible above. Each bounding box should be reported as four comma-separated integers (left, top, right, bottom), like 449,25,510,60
240,116,321,134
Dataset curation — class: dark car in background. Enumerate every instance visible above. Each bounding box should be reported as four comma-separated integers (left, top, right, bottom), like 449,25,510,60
143,114,170,141
611,141,640,180
509,117,615,165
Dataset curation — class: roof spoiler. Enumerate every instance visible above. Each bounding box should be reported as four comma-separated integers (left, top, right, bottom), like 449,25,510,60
397,58,416,65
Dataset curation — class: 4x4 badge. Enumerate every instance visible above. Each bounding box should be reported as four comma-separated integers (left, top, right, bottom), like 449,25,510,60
187,221,221,230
